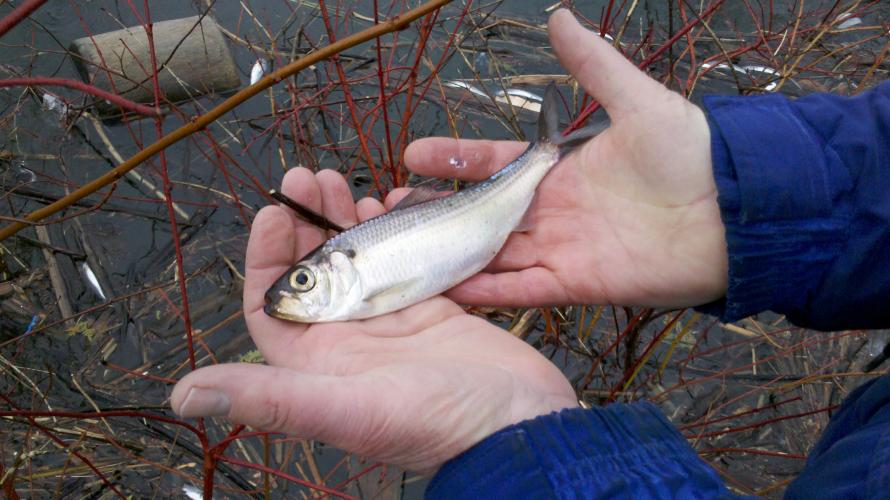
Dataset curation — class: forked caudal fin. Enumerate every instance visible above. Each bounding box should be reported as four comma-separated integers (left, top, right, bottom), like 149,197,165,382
537,82,608,151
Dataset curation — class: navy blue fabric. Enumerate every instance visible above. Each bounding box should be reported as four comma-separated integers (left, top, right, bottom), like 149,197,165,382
428,82,890,499
701,82,890,330
785,374,890,499
427,403,741,499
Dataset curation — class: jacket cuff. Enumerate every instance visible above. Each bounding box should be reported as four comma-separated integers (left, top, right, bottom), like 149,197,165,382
698,93,849,323
426,402,732,499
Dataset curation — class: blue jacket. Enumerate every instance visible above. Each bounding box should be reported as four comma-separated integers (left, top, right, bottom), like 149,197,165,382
427,81,890,499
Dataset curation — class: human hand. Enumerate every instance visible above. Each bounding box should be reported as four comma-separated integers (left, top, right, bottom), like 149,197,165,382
170,168,578,472
404,9,728,309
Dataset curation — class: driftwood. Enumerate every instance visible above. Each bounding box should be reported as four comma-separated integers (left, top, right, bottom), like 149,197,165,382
69,15,240,118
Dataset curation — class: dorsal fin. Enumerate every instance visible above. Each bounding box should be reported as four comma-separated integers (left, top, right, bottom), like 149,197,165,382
391,186,447,211
537,83,560,142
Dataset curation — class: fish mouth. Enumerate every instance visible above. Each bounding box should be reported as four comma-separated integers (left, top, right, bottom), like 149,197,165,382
263,290,309,323
263,302,308,322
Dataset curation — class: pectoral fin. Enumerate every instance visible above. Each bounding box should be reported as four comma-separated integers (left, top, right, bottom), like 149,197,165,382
362,277,422,304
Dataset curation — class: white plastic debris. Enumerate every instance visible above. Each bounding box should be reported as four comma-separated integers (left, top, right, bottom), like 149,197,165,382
80,262,106,301
42,92,69,117
16,162,36,183
250,58,270,85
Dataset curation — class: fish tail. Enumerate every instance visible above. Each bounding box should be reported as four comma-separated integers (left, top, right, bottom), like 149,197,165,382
537,82,607,152
537,82,560,143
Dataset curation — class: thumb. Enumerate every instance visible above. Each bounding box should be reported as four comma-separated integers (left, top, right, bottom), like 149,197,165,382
170,363,368,442
548,9,664,119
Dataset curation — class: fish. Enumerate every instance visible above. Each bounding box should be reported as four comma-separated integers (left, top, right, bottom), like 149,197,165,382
264,83,599,323
80,261,106,301
250,58,270,85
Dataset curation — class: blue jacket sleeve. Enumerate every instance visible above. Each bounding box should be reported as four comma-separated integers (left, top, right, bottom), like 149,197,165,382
426,403,741,499
700,81,890,330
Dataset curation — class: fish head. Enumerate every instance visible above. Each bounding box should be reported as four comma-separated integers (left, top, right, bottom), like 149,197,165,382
264,249,362,323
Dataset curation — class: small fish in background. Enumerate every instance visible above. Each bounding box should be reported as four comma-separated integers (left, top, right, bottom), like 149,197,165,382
700,61,786,91
80,261,106,301
181,484,203,500
443,80,543,112
834,12,862,30
495,88,543,113
249,58,271,85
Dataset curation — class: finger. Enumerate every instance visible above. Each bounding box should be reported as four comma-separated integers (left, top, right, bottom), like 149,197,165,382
445,268,570,307
356,197,385,221
244,206,296,316
316,169,358,230
404,138,528,181
244,206,308,361
549,9,664,119
171,364,379,449
383,187,412,210
280,167,325,257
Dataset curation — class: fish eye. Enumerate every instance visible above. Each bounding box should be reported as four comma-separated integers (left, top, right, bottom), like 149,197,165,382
289,266,315,292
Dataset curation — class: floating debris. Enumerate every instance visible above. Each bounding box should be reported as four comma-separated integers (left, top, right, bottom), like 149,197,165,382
80,262,106,301
16,162,36,183
249,58,271,85
41,92,69,117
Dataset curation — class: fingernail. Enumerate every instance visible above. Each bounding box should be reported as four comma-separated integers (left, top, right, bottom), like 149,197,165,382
177,387,231,418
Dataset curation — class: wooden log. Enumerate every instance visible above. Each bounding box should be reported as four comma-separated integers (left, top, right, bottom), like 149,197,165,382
69,15,240,118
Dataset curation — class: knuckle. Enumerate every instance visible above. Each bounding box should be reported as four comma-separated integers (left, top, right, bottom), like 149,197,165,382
257,396,294,432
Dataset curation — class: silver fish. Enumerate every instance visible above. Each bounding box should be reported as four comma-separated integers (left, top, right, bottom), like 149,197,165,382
264,84,596,323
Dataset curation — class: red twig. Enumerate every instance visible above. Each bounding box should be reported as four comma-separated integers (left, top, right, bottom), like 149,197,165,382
0,0,48,38
0,77,160,117
565,0,725,132
215,455,357,499
687,404,839,439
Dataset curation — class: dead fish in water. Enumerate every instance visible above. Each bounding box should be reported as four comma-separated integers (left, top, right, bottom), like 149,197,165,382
264,84,601,323
250,58,270,85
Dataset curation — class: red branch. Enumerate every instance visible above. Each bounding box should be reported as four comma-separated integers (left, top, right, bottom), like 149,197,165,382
215,455,358,499
0,0,48,38
0,77,161,117
565,0,725,132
